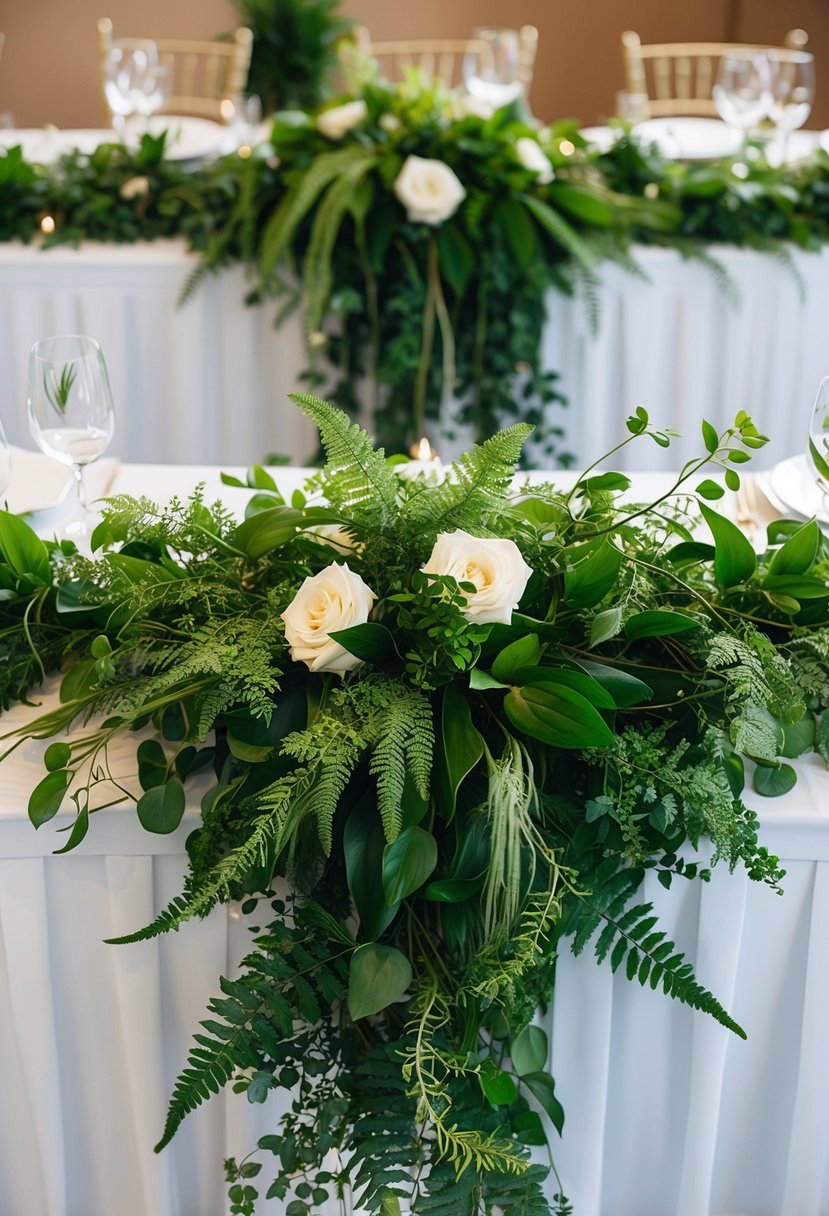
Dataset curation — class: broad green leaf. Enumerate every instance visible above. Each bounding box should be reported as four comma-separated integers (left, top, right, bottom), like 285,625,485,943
479,1061,518,1107
510,1025,548,1076
137,739,168,790
424,874,485,902
575,659,653,707
548,181,616,227
43,742,71,772
563,539,623,609
696,478,724,501
511,1110,547,1146
53,807,89,855
809,436,829,482
523,1071,565,1135
382,826,438,906
579,471,631,493
504,682,614,749
329,622,396,664
136,780,186,833
348,943,412,1020
512,666,616,709
29,769,70,828
753,762,797,797
768,518,820,576
817,714,829,767
763,575,829,600
491,634,542,682
469,668,507,691
624,610,703,640
0,511,50,583
589,606,623,647
701,419,719,453
494,198,536,268
231,506,303,558
437,222,474,295
699,502,757,588
665,541,715,567
344,793,399,939
434,683,484,822
780,714,815,758
247,463,279,492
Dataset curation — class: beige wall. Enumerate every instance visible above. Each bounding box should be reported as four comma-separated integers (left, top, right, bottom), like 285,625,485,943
1,0,828,129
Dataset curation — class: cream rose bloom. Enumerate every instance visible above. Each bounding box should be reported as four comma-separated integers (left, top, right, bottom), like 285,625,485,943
316,99,368,141
393,155,466,226
119,175,150,200
515,137,554,184
281,562,376,673
422,530,533,625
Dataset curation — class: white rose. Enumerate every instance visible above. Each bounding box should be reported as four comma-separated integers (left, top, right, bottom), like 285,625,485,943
515,137,554,184
281,562,376,673
119,175,150,200
379,113,401,133
422,530,533,625
316,99,368,140
393,155,466,226
454,94,496,121
310,523,360,555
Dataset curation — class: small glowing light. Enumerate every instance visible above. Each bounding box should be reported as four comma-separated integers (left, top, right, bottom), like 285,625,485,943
732,161,750,179
220,98,236,124
409,437,437,461
40,215,56,234
644,182,659,200
237,144,252,159
559,139,575,157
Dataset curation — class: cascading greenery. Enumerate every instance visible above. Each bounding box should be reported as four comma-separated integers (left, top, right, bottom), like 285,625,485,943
1,395,828,1213
5,81,829,455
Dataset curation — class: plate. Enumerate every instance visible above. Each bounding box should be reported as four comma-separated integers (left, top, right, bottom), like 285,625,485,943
0,117,229,165
766,454,825,521
146,115,230,161
634,117,742,161
579,126,620,153
0,128,111,164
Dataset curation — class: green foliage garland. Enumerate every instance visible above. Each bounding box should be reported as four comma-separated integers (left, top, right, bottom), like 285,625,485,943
1,396,827,1212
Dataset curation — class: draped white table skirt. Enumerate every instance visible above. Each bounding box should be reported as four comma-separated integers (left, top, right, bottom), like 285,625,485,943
2,240,828,470
1,463,827,1216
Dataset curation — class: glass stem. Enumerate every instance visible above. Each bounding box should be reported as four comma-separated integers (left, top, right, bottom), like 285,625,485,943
74,464,89,515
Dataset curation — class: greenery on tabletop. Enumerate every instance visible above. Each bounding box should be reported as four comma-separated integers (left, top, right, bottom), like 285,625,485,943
0,395,827,1212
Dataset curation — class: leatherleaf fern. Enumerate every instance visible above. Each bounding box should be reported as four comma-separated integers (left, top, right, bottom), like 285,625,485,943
4,398,828,1216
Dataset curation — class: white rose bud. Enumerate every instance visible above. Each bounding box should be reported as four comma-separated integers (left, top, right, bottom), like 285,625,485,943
393,155,466,226
515,137,554,184
281,562,376,673
310,523,360,555
454,94,496,121
316,99,368,141
422,530,533,625
119,175,150,200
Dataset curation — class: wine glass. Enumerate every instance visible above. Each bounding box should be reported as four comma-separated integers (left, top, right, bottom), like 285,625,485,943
0,419,11,502
27,336,115,544
133,56,173,131
806,377,829,519
713,51,770,136
462,28,522,109
103,42,161,139
766,49,815,164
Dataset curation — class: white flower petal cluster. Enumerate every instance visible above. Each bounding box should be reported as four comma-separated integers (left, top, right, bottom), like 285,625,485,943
316,99,368,141
515,137,554,184
310,523,361,555
393,155,466,225
281,562,375,673
453,94,496,121
119,175,150,200
422,529,533,624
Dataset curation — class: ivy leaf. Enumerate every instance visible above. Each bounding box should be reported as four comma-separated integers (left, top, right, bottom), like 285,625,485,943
348,944,412,1020
44,742,71,772
699,502,757,588
382,826,438,906
509,1025,548,1076
136,779,186,833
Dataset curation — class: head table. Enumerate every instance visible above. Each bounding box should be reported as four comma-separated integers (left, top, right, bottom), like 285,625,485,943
0,462,826,1216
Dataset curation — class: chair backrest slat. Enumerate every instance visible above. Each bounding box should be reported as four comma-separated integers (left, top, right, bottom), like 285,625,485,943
346,26,538,91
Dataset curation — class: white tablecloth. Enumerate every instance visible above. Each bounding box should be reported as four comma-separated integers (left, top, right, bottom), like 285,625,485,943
1,240,828,471
1,463,827,1216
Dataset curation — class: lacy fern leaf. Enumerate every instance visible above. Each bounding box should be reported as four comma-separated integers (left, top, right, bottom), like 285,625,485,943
369,687,434,841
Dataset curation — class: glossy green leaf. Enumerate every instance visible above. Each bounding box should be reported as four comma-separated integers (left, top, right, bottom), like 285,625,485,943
231,506,302,558
136,779,186,833
53,807,89,855
576,659,653,707
137,739,168,790
28,769,71,828
768,518,820,576
763,575,829,600
696,478,724,500
701,419,719,453
329,622,396,664
43,742,71,772
666,541,715,567
479,1061,518,1107
753,762,797,797
344,793,399,939
780,714,815,758
699,502,757,588
491,634,542,682
434,683,483,822
423,874,485,902
494,198,537,268
511,1110,547,1146
579,471,631,493
624,609,703,640
469,668,507,691
563,540,623,609
510,1025,548,1076
512,666,615,709
437,222,475,294
0,511,50,583
809,436,829,482
504,682,614,749
523,1071,565,1135
589,606,623,647
348,944,411,1020
382,826,438,906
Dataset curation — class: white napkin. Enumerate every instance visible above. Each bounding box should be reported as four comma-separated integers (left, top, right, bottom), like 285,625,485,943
3,446,121,515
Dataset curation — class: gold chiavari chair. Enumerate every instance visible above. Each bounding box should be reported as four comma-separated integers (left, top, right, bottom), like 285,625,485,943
621,28,809,117
348,25,538,91
97,18,253,125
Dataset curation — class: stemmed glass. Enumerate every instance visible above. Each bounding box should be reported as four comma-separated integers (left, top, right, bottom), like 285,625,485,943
27,336,115,543
806,377,829,519
0,420,11,502
103,42,170,139
462,28,522,109
766,49,815,164
713,51,770,138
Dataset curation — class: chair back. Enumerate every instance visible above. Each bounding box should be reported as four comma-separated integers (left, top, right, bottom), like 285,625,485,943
350,25,538,91
97,18,253,124
621,28,809,117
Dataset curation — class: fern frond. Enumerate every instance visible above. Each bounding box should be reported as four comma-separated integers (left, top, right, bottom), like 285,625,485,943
303,155,377,335
291,393,399,526
369,688,434,841
402,424,532,535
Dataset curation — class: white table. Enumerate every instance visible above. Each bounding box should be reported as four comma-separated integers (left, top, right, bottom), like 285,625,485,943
2,241,828,472
0,463,827,1216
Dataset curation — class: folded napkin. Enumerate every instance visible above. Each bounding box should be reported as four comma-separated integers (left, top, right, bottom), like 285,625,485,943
4,446,121,516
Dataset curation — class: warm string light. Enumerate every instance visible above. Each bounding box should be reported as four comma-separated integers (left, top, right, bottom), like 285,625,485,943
409,436,437,461
559,139,575,157
237,145,252,159
40,215,56,235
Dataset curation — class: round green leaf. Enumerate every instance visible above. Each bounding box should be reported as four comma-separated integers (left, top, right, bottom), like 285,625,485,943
780,715,816,759
510,1025,549,1077
137,739,168,791
347,943,412,1020
753,763,797,798
90,634,112,659
44,742,71,772
136,779,186,833
28,769,71,828
696,478,724,501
